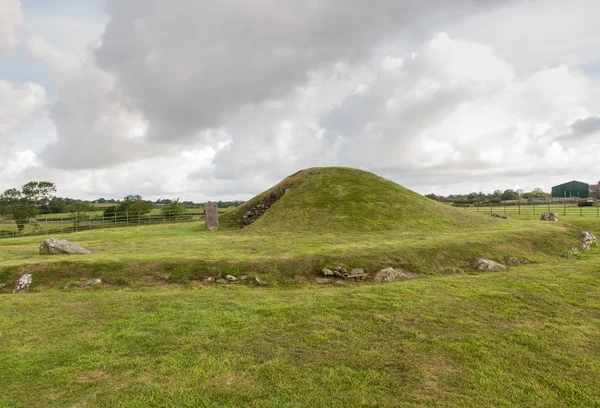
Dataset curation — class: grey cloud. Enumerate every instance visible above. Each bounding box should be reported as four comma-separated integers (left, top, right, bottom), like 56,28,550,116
95,0,511,142
557,116,600,142
570,116,600,136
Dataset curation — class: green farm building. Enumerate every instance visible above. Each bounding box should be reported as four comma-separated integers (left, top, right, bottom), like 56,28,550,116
551,180,589,198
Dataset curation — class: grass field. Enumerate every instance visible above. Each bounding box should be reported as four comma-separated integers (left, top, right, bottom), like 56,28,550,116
460,203,600,217
0,235,598,407
0,168,599,407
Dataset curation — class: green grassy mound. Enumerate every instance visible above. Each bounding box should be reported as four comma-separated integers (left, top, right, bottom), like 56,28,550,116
221,167,487,233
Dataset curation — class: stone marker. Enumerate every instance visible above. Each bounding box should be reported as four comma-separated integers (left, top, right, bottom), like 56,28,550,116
40,238,91,255
204,201,219,231
13,274,32,293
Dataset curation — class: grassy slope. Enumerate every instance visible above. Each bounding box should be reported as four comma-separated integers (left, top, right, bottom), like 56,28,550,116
221,167,486,233
0,218,581,291
1,248,599,407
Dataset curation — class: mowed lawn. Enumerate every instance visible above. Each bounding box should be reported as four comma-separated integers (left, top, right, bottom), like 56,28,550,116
1,252,599,407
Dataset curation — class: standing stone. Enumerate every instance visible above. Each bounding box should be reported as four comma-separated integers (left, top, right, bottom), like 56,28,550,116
13,274,32,293
204,202,219,231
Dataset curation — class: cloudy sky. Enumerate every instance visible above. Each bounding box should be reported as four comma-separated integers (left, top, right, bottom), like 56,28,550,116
1,0,599,201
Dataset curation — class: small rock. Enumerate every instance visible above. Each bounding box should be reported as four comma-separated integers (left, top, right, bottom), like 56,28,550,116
0,283,6,289
322,268,334,277
347,268,368,280
254,276,266,286
474,259,507,272
581,231,597,251
13,274,32,293
81,278,102,288
240,275,249,281
373,267,409,283
216,279,228,284
540,212,559,222
164,273,171,280
225,275,237,282
204,277,215,283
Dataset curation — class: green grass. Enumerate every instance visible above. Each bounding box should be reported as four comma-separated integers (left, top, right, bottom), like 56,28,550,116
0,216,582,291
1,250,599,407
0,168,598,406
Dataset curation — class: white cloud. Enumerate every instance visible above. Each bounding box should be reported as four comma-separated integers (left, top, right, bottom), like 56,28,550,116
0,79,46,139
0,0,22,52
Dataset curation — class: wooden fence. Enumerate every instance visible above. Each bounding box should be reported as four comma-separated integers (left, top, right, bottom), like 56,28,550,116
0,211,205,240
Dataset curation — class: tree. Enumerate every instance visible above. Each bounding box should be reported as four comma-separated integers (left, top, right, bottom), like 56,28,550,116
161,201,187,219
424,194,439,201
501,189,519,201
0,182,56,232
65,201,96,218
103,194,153,219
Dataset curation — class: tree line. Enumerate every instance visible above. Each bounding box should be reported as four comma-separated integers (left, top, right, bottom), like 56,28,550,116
425,188,550,204
0,181,245,233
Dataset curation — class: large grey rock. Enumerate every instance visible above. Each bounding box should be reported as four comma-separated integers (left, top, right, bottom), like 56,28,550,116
204,202,219,231
581,231,598,251
540,212,559,222
373,267,409,283
39,238,91,255
474,259,507,272
13,274,32,293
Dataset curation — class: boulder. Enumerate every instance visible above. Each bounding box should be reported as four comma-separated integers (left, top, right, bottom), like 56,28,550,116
474,259,507,272
581,231,598,251
13,274,32,293
254,276,266,286
540,212,559,222
225,275,237,282
0,283,6,289
373,267,409,283
39,238,91,255
204,202,219,231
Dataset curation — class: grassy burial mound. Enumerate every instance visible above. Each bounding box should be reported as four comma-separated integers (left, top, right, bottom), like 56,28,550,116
221,167,486,233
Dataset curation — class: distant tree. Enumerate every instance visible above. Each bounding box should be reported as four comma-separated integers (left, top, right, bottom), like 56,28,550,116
65,201,96,218
103,194,153,218
96,198,107,204
425,193,439,201
0,181,56,232
161,201,187,219
501,189,519,201
48,197,67,214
